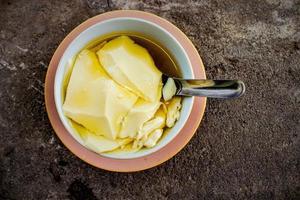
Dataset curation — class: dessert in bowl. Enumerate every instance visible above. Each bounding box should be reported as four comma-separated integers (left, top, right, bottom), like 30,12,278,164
45,10,206,171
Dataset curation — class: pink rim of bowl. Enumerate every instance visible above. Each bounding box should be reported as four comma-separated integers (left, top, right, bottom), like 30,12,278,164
45,10,206,172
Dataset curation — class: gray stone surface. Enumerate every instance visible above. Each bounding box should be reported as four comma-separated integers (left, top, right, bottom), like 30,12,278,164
0,0,299,199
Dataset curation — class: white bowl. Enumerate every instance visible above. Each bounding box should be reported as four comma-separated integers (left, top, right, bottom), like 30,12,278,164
54,17,194,159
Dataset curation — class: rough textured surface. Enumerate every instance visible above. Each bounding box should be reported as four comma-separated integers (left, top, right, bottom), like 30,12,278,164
0,0,299,199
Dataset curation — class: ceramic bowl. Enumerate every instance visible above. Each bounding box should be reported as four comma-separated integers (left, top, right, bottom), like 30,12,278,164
45,10,206,172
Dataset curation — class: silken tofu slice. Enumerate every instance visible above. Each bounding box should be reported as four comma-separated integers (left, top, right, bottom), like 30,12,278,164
63,49,138,140
97,36,162,102
119,98,161,139
119,81,162,139
71,121,132,153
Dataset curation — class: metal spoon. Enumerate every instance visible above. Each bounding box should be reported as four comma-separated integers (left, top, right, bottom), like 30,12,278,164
129,34,246,99
162,75,245,99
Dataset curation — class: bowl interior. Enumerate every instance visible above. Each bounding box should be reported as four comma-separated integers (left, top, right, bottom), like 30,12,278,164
54,17,195,159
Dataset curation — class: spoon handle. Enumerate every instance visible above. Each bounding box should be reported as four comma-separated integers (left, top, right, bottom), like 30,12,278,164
174,79,245,99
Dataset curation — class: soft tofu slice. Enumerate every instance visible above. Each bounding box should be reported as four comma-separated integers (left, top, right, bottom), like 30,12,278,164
71,121,130,153
134,127,164,149
162,77,177,101
63,49,108,114
65,49,109,84
83,133,121,153
166,97,182,128
85,134,133,153
64,78,137,140
119,98,161,139
132,106,166,149
144,129,163,148
97,36,162,102
63,49,138,140
105,143,141,156
136,105,166,140
119,80,162,139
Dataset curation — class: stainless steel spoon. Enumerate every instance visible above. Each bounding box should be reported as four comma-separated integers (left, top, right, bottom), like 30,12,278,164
162,75,245,99
128,34,246,99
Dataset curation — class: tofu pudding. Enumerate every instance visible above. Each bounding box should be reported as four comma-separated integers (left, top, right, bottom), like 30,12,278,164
63,35,182,154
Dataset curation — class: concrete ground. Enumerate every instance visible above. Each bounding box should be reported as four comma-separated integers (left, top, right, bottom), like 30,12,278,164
0,0,299,199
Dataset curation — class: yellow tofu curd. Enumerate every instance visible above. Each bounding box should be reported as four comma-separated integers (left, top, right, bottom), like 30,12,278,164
63,49,138,140
63,35,182,154
97,36,162,102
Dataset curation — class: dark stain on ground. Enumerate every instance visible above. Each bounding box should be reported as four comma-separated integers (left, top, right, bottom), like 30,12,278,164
67,179,98,200
0,0,299,199
48,163,62,182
